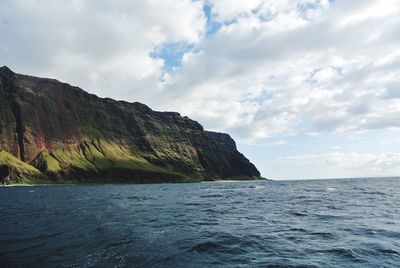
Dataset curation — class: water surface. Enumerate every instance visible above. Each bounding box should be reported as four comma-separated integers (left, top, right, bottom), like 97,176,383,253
0,178,399,267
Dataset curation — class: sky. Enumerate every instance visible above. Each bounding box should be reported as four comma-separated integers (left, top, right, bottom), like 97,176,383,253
1,0,400,180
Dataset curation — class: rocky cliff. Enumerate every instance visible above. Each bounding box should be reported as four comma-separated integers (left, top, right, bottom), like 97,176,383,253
0,66,261,183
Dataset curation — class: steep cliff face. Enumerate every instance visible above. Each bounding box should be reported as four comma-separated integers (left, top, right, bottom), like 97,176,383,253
0,66,261,183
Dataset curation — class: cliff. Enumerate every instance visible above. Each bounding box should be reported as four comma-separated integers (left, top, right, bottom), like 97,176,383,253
0,66,261,183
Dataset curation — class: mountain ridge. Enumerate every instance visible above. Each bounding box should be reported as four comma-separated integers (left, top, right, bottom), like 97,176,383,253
0,66,262,184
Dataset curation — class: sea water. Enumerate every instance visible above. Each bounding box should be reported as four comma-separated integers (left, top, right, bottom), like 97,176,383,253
0,178,399,267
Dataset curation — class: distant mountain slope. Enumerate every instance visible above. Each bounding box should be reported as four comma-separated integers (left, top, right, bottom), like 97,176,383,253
0,66,261,183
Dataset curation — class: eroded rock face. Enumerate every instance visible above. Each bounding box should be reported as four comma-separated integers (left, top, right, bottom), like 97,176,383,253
0,165,9,181
0,66,261,183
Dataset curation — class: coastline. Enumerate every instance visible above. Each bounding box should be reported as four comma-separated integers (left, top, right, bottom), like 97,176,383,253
203,179,267,183
3,184,35,187
3,178,267,186
3,183,75,187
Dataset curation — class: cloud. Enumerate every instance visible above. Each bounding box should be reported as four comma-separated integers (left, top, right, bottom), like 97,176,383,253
209,0,262,21
0,0,205,102
1,0,400,142
277,152,400,173
158,0,400,140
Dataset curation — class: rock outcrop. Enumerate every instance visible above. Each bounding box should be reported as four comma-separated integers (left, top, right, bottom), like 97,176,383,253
0,66,262,183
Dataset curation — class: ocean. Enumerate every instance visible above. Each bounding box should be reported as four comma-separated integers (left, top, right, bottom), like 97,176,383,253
0,178,399,267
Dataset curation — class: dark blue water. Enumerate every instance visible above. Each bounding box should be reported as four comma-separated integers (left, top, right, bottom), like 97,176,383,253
0,178,399,267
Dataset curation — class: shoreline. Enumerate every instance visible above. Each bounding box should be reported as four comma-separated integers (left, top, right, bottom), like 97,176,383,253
202,179,267,183
3,183,75,187
3,179,267,187
3,184,35,187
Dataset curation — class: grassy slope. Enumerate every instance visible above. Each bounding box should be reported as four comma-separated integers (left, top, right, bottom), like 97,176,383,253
45,139,195,182
0,150,40,174
0,150,43,184
1,140,261,184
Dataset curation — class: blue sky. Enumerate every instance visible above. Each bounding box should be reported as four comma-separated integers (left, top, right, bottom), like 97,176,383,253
1,0,400,179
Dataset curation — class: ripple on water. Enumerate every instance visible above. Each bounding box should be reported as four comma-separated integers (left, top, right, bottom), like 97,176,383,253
315,248,362,261
190,241,246,255
199,194,224,198
290,211,308,217
0,178,400,267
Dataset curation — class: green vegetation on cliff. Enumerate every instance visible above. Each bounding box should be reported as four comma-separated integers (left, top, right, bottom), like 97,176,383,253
0,150,39,174
31,151,61,173
0,150,41,183
0,66,262,184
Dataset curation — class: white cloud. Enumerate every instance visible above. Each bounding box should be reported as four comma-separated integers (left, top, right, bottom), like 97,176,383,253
278,152,400,173
157,0,400,140
312,67,340,84
1,0,400,142
0,0,205,102
209,0,262,21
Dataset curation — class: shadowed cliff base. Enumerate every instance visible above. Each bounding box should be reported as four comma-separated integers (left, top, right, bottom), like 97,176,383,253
0,66,263,184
